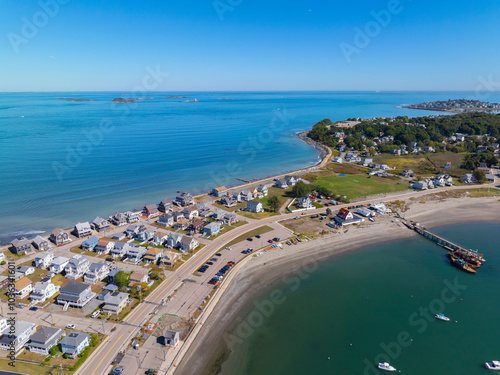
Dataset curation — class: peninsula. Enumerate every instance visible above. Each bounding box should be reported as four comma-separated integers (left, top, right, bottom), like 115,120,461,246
403,99,500,113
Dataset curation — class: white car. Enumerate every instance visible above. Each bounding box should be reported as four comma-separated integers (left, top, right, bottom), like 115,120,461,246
226,247,232,250
66,324,76,329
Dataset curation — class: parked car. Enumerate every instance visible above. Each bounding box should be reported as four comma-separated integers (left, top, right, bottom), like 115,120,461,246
226,247,232,250
146,370,158,375
210,258,218,262
29,306,38,311
273,237,280,242
267,239,274,244
207,262,213,265
66,324,76,329
106,257,114,262
247,238,253,241
215,253,222,256
255,235,261,238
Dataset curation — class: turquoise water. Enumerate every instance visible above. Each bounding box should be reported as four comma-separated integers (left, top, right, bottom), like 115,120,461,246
1,91,499,242
219,222,500,375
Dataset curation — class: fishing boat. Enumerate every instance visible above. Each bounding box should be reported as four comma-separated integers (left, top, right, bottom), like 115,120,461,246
450,256,476,274
377,362,397,372
434,313,450,321
485,361,500,370
447,252,481,268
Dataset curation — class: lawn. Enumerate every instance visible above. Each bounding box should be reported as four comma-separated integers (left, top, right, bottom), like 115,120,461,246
208,221,248,240
222,226,274,248
314,174,410,201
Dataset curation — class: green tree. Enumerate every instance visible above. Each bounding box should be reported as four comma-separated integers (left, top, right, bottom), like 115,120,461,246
473,170,486,184
115,271,130,289
326,208,332,216
267,196,280,212
292,181,310,197
49,345,59,356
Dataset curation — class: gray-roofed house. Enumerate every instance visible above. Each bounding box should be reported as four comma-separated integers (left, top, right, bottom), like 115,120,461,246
164,330,180,347
34,252,54,269
26,326,64,355
136,225,155,242
111,232,126,241
247,200,264,213
92,217,110,232
59,331,90,359
17,266,35,275
107,269,124,284
50,228,70,246
103,292,129,314
57,282,95,308
159,199,173,213
30,281,59,303
64,255,90,279
222,213,238,226
174,192,194,207
112,212,127,226
166,233,183,249
203,222,221,236
73,222,92,238
240,190,253,201
0,319,37,353
285,175,298,186
275,178,289,189
124,211,139,223
84,262,111,284
50,256,70,273
125,224,140,238
173,211,185,222
127,246,147,263
11,237,33,255
158,214,174,227
182,205,199,220
143,204,159,218
212,209,227,221
110,242,131,258
32,235,50,251
180,237,199,253
220,195,237,208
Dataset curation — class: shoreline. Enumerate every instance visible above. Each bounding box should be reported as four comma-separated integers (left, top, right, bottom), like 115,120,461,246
175,196,500,375
0,131,329,246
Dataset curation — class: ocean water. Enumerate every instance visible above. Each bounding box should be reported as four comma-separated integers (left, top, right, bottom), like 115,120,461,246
1,91,499,243
218,222,500,375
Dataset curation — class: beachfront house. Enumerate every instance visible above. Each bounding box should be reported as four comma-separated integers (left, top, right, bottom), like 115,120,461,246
50,256,70,274
203,222,221,236
461,174,477,184
212,186,228,197
112,212,128,226
127,246,147,263
162,251,181,267
166,233,183,249
298,196,313,209
57,282,95,308
240,190,253,201
82,235,99,251
275,179,288,189
136,226,155,242
103,292,129,315
159,199,174,213
64,255,90,279
34,251,54,269
285,175,298,186
158,214,175,227
334,208,363,226
84,262,111,284
257,184,268,197
189,218,204,233
30,281,60,303
175,219,190,231
221,195,237,208
143,204,159,218
182,205,199,220
232,191,243,202
180,237,199,253
152,231,169,246
32,235,50,251
174,192,195,207
13,277,32,299
222,213,238,226
92,217,110,232
73,222,92,238
50,228,70,246
11,237,33,255
59,331,90,359
95,239,115,255
0,320,37,353
164,330,180,347
124,211,139,223
143,247,163,264
247,200,264,213
26,326,63,355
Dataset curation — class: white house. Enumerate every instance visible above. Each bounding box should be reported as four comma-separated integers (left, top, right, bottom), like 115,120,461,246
182,205,199,220
247,200,264,213
298,197,313,209
13,277,33,299
84,262,111,284
124,211,139,223
127,246,147,263
0,320,37,353
166,233,183,249
158,214,174,227
240,190,254,201
34,252,55,269
64,255,90,279
152,231,169,246
30,281,60,302
180,237,199,253
59,331,90,359
164,330,180,347
50,256,70,273
95,239,115,255
74,222,92,238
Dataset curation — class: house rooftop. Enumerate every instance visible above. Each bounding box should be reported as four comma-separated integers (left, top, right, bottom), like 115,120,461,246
14,277,32,290
60,282,90,295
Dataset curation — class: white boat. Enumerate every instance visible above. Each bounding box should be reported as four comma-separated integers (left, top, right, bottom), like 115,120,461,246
369,217,375,222
378,362,397,372
434,313,450,321
485,361,500,370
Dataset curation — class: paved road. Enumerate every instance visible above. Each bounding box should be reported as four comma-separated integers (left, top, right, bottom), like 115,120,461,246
76,179,499,375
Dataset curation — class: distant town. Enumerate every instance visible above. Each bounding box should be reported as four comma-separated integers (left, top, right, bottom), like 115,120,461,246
403,99,500,113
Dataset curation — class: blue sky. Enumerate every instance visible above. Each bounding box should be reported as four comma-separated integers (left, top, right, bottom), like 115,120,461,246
1,0,500,91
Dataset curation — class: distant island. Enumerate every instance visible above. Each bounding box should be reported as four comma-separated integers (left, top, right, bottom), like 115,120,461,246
112,97,135,103
404,99,500,113
58,98,95,102
163,96,188,99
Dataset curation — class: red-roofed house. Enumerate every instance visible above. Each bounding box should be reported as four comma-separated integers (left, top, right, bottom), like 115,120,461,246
337,208,353,221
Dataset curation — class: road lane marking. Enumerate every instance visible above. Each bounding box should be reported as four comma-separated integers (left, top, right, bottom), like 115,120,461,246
90,334,123,375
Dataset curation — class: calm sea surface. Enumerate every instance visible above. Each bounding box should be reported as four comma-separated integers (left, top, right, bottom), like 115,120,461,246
218,222,500,375
1,91,499,242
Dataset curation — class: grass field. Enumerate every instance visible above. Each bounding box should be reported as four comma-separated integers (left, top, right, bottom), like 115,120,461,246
373,152,467,176
223,226,274,248
313,174,410,201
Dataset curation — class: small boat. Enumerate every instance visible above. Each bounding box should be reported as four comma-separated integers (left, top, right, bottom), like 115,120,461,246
369,217,375,222
378,362,397,372
450,256,476,274
434,313,450,321
485,361,500,370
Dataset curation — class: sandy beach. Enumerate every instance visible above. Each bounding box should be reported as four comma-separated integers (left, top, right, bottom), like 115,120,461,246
176,195,500,375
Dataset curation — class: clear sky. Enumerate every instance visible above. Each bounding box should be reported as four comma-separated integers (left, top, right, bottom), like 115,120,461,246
1,0,500,91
